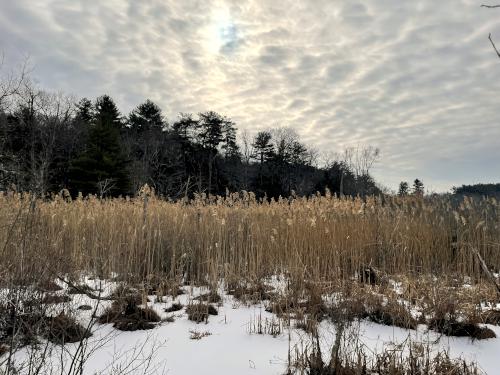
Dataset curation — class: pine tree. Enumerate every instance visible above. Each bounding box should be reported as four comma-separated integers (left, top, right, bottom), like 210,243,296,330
221,119,239,159
251,131,274,190
251,131,274,165
172,113,197,142
398,181,409,196
69,95,129,197
196,111,224,151
196,111,224,194
75,98,93,123
94,95,122,130
128,99,165,132
126,100,167,191
413,178,424,196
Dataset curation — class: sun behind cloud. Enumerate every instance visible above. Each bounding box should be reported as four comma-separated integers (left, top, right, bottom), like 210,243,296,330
206,6,240,55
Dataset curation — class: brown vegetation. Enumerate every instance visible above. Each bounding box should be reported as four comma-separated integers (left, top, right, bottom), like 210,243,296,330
186,303,218,323
1,193,499,287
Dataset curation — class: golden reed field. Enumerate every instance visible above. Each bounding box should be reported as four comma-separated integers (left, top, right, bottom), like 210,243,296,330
1,187,499,287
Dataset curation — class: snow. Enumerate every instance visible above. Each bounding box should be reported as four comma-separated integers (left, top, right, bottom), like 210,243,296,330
3,280,500,374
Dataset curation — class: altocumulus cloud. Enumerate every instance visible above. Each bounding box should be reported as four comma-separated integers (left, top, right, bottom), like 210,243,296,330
1,0,499,191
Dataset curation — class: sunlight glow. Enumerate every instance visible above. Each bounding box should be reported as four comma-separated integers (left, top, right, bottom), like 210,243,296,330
206,7,237,54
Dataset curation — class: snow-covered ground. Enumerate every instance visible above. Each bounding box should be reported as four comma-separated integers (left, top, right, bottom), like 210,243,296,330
4,278,500,375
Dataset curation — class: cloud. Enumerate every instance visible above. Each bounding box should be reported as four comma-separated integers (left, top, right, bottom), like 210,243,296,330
1,0,500,191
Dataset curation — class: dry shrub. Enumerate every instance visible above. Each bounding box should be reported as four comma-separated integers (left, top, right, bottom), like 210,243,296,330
195,291,221,304
186,303,217,323
428,318,496,340
363,299,418,330
143,276,185,297
164,302,183,313
98,298,160,331
329,290,417,330
300,286,329,321
228,280,276,304
295,340,481,375
295,316,318,335
265,288,328,324
481,309,500,325
44,313,91,344
428,290,496,340
1,308,90,347
189,329,211,340
248,314,283,337
265,296,297,316
110,285,146,305
0,305,44,347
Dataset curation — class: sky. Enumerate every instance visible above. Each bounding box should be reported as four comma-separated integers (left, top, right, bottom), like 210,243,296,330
0,0,499,192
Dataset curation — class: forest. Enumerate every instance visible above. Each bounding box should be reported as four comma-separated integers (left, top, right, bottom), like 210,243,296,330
0,78,382,199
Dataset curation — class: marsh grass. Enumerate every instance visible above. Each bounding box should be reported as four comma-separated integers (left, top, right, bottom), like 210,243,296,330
1,189,499,361
1,191,499,288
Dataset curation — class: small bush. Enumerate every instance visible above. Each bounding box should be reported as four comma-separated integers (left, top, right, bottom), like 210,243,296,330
44,313,91,344
189,329,211,340
228,281,276,303
186,303,217,323
364,300,418,330
98,299,160,331
429,318,496,340
481,309,500,325
110,285,145,305
195,291,221,303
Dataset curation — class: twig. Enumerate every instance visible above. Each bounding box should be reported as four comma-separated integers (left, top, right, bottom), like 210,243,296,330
481,4,500,8
488,33,500,59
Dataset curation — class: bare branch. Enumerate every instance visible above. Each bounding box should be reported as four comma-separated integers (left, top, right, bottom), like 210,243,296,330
488,33,500,58
481,4,500,8
56,276,115,301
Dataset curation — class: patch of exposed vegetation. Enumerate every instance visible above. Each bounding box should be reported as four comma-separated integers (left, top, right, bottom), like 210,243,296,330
98,297,160,331
164,302,183,313
186,303,218,323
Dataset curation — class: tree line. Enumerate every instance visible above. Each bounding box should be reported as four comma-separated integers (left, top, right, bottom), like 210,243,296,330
0,75,382,198
453,183,500,197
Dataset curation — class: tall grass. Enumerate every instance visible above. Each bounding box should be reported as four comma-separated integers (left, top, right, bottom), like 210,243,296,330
0,188,499,285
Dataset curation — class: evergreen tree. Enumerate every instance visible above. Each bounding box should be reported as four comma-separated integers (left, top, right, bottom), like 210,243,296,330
75,98,94,124
196,111,224,151
69,95,129,197
128,99,165,132
251,131,274,192
94,95,122,130
172,113,197,142
251,131,274,165
413,178,424,196
221,119,239,159
196,111,224,194
126,100,168,191
398,181,409,196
